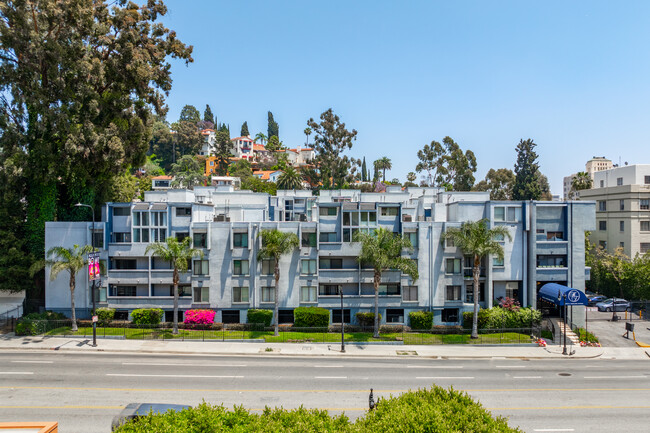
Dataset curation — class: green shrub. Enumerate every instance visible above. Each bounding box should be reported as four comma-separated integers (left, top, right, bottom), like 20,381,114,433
463,307,541,329
576,328,599,343
355,312,381,327
294,306,329,327
409,311,433,330
15,311,69,336
130,308,163,325
247,309,273,327
114,386,520,432
96,308,115,326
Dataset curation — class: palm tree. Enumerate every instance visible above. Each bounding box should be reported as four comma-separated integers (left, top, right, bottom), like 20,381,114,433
257,229,299,336
304,127,312,146
255,132,267,145
354,228,418,338
374,157,392,182
145,237,203,334
41,244,94,332
441,220,511,339
407,172,417,183
570,171,593,199
276,166,303,190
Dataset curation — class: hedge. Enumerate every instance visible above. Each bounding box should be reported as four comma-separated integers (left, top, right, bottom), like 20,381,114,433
130,308,164,325
247,309,273,327
355,312,380,327
294,306,329,327
462,307,541,330
15,311,68,336
408,311,433,330
96,308,115,326
114,386,520,432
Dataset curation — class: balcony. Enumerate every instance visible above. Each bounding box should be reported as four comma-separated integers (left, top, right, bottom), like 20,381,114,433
360,270,401,284
106,297,193,309
107,270,149,284
318,269,359,284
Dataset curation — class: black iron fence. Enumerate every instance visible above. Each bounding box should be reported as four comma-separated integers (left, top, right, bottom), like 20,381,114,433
0,305,23,331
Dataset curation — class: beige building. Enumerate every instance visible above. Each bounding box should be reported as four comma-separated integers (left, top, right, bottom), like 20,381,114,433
585,156,613,179
579,164,650,257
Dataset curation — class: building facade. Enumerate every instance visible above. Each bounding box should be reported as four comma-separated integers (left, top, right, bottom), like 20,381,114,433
579,164,650,257
44,187,595,327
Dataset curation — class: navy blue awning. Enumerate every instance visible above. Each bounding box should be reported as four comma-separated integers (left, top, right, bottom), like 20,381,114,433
538,283,588,306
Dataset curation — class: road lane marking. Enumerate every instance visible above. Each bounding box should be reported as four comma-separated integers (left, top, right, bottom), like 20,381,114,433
121,362,246,367
314,376,347,379
0,372,33,375
0,405,125,410
407,365,463,369
11,361,53,364
416,376,474,380
583,375,646,379
533,429,575,432
106,374,244,378
488,405,650,410
313,365,343,368
495,365,526,368
513,376,542,379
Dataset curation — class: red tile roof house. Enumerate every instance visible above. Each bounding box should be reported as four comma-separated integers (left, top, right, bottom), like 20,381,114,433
151,175,173,190
253,170,283,183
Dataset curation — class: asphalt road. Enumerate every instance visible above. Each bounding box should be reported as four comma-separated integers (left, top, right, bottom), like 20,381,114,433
1,351,649,432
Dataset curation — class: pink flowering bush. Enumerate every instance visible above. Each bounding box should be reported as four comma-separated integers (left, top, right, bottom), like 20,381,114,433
184,309,216,326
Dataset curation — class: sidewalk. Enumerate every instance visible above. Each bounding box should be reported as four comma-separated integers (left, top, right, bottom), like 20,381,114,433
3,333,647,359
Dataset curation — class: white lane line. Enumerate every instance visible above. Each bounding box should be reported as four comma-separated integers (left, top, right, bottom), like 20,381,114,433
407,365,463,369
121,362,246,367
513,376,542,379
583,375,646,379
533,429,575,432
314,376,347,379
106,374,243,378
0,372,34,375
495,365,526,368
313,365,343,368
416,376,474,380
11,361,53,364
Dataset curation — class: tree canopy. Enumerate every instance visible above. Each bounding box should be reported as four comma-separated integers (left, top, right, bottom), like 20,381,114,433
512,139,542,200
203,104,214,124
267,111,279,139
240,121,249,137
415,136,477,190
472,168,515,200
179,105,200,124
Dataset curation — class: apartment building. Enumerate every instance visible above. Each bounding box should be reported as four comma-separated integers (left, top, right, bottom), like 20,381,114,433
44,187,595,327
563,156,613,200
579,164,650,257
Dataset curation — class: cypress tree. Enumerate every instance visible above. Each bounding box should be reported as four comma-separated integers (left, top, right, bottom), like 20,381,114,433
267,111,279,140
512,138,542,200
362,157,367,181
203,104,214,124
241,121,249,137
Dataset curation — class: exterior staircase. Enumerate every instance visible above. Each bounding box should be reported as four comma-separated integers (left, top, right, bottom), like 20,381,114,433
550,318,580,346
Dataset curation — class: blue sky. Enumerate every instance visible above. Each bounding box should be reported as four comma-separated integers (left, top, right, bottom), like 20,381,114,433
161,1,650,194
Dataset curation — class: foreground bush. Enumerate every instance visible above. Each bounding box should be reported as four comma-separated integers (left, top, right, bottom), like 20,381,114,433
184,309,215,325
409,311,433,330
15,311,68,336
130,308,163,325
355,312,380,327
96,308,115,326
463,307,541,330
247,309,273,327
114,386,520,432
294,306,329,327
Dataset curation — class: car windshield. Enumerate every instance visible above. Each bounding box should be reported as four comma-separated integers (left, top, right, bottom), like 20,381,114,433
602,298,614,303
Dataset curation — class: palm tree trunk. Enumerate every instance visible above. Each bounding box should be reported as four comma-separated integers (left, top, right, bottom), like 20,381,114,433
382,168,386,182
274,261,280,337
471,255,480,339
69,274,77,332
172,269,179,335
373,270,381,338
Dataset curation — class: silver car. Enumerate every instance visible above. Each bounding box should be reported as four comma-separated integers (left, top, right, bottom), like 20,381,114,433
595,298,630,312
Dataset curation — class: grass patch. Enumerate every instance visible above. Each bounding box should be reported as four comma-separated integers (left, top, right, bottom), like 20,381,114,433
541,330,553,340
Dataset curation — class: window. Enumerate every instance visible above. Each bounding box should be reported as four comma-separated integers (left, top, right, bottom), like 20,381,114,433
193,287,209,303
176,207,191,216
300,286,317,303
378,284,400,296
319,258,343,270
151,211,166,226
599,221,607,231
112,207,130,217
261,258,276,275
233,232,248,248
233,287,249,303
598,201,607,211
319,284,340,296
620,200,625,211
403,286,418,301
319,232,337,243
445,258,461,274
113,232,131,243
445,237,455,248
319,207,337,216
506,207,518,222
600,180,605,188
494,207,505,221
641,221,650,231
547,231,564,241
406,232,418,248
233,260,249,276
302,232,317,247
620,221,625,232
176,232,189,242
92,231,104,249
193,232,207,248
645,176,650,185
617,177,623,186
278,310,294,324
261,287,275,302
641,199,649,210
193,260,209,276
446,285,462,301
222,310,240,324
110,259,137,270
465,283,485,303
641,243,650,254
537,255,567,267
110,285,136,297
332,308,351,323
380,207,399,217
494,233,505,242
301,259,317,275
442,308,459,323
599,240,607,249
493,257,504,267
385,309,404,323
619,242,625,249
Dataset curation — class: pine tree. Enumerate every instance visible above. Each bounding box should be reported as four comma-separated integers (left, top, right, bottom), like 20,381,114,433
203,105,214,124
241,121,249,137
512,139,542,200
267,111,279,139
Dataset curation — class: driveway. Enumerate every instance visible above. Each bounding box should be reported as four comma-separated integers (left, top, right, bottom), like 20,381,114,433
585,309,650,347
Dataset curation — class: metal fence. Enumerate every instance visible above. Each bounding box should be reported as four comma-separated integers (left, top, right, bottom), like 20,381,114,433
15,320,539,345
0,305,23,331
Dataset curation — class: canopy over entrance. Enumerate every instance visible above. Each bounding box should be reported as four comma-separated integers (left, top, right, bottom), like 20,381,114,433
538,283,588,306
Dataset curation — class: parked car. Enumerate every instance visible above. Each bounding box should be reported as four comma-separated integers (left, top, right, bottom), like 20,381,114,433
596,298,631,312
588,295,606,306
585,290,597,298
